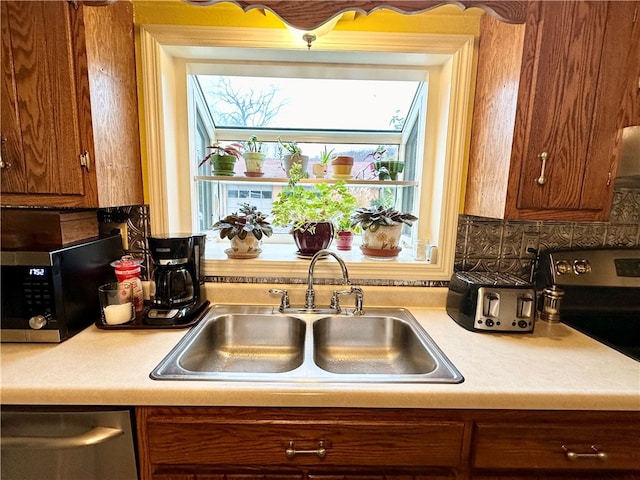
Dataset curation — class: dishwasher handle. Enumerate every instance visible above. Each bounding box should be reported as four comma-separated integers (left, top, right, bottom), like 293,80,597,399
1,426,123,449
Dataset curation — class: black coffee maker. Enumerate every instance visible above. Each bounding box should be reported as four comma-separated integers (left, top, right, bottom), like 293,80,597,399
145,234,206,325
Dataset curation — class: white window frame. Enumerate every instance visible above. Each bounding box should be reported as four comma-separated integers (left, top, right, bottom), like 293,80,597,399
139,25,474,281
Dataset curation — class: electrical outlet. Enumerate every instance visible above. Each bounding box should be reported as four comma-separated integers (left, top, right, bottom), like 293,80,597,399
520,233,539,257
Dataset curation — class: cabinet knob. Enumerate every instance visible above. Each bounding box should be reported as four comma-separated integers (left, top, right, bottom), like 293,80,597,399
536,151,549,185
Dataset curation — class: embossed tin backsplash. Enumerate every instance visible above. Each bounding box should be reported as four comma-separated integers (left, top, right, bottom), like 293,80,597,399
454,188,640,280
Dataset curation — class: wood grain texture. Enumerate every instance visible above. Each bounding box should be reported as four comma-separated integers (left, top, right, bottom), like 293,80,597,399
625,2,640,126
1,0,143,208
136,408,640,480
464,13,525,219
466,1,626,221
0,208,98,248
580,1,640,212
182,1,527,30
82,1,143,207
1,2,84,197
514,1,607,212
473,423,640,470
0,2,26,193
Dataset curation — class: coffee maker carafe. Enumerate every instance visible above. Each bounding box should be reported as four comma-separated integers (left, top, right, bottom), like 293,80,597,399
145,234,206,324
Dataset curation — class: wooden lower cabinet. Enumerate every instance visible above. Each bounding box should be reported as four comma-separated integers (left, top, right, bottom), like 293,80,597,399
136,408,640,480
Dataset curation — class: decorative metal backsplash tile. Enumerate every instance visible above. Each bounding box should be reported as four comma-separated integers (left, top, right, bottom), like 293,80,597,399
455,187,640,280
98,205,151,280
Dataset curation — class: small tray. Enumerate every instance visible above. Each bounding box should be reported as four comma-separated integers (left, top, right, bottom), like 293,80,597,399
95,301,210,330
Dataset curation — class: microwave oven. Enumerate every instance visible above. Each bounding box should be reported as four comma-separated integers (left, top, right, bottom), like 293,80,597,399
1,235,122,342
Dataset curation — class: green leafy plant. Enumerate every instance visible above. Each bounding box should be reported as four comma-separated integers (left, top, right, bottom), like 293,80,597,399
350,205,417,232
319,146,335,164
198,141,244,167
271,163,357,232
212,204,273,240
245,135,263,153
277,137,302,156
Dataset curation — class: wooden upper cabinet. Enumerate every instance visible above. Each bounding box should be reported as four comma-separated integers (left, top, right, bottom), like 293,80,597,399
465,1,638,222
620,2,640,126
0,1,143,208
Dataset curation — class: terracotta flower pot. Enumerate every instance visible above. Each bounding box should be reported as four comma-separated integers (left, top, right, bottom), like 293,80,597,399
331,155,354,178
292,222,334,256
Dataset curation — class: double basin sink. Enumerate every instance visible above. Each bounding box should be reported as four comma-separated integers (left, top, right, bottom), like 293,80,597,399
151,305,463,384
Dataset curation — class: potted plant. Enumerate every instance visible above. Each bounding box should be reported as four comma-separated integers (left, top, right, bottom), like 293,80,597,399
312,146,334,179
351,205,417,258
271,163,357,256
365,146,404,180
278,137,309,177
334,215,359,251
212,203,273,259
243,135,266,177
198,141,244,176
331,155,355,179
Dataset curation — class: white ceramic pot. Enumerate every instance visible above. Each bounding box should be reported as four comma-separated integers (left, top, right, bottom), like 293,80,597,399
227,235,262,259
360,223,403,258
282,154,309,176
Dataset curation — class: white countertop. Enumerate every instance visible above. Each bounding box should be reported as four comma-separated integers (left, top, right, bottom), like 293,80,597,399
2,286,639,411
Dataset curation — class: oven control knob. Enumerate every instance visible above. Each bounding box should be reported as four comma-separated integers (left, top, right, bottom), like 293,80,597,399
28,314,48,330
573,259,591,275
555,260,571,275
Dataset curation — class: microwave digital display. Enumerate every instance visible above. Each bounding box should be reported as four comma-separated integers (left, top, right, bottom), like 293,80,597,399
28,267,47,277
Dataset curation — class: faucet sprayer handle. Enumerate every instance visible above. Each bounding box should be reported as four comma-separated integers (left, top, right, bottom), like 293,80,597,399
331,286,365,315
268,288,290,312
330,289,353,312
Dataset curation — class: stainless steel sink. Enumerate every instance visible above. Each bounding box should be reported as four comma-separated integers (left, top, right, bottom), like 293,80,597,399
313,316,438,375
178,314,305,373
151,305,463,383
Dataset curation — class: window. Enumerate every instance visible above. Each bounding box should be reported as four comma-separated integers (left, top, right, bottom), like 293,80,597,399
193,73,423,242
140,26,474,280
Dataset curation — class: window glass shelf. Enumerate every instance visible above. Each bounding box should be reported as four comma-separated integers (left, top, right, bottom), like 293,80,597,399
195,175,418,187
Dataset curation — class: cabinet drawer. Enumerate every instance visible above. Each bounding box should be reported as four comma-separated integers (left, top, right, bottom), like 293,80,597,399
473,423,640,470
146,420,464,468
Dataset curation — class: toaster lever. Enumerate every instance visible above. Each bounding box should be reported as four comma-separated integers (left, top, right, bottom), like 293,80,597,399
517,295,534,318
483,293,500,317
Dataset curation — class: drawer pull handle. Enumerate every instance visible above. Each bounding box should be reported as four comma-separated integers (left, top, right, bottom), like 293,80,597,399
562,445,608,461
285,440,327,459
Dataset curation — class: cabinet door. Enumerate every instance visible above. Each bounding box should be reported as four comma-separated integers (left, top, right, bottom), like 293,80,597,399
512,1,608,213
619,1,640,126
0,1,85,197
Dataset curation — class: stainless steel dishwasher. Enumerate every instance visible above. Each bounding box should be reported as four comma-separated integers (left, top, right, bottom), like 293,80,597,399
1,407,138,480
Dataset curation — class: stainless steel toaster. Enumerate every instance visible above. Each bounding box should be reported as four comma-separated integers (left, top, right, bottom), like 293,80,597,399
446,272,536,333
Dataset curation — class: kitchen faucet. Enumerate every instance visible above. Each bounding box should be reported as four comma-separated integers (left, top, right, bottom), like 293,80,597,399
305,249,349,309
269,249,364,314
305,249,364,315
